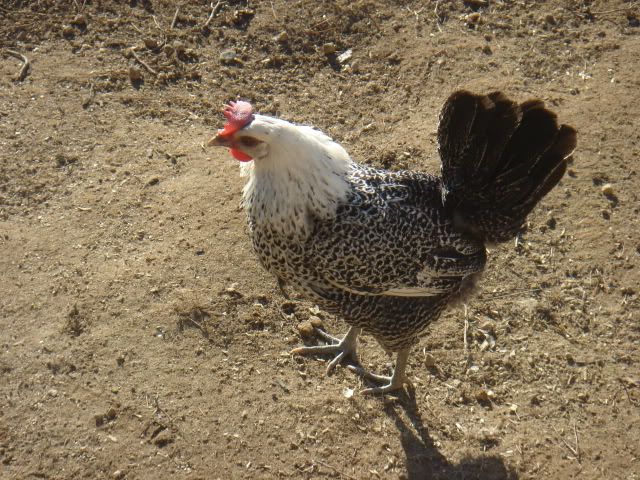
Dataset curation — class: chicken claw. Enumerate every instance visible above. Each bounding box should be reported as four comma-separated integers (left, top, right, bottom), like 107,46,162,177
291,326,361,374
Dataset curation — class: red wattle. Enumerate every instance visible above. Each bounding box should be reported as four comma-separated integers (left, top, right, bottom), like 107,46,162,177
230,148,252,162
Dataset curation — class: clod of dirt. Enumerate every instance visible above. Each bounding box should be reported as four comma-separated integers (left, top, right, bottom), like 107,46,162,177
297,321,315,338
62,25,75,38
219,49,239,65
70,14,87,29
308,315,324,330
95,408,116,428
322,43,337,55
129,66,143,83
274,31,288,43
153,430,175,448
63,305,86,337
424,352,437,368
55,153,78,168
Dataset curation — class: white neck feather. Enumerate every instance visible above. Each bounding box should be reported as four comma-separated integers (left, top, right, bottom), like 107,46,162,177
241,121,354,236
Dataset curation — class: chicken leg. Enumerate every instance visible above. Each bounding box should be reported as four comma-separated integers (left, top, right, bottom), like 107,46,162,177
348,348,412,394
291,326,361,374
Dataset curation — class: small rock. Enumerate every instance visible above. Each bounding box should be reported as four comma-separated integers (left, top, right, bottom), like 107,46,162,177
153,430,174,447
601,183,615,197
106,407,117,420
274,31,288,43
47,388,58,397
475,389,490,403
220,49,239,65
308,315,324,329
464,0,488,8
546,217,557,229
322,43,337,55
224,285,243,298
113,470,125,479
424,353,437,368
71,14,87,28
297,321,315,338
146,177,159,186
128,66,143,83
544,14,557,25
62,25,75,38
337,49,353,64
95,414,105,427
464,13,481,25
144,38,158,49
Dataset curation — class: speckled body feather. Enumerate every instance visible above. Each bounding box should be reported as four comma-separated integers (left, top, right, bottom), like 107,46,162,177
247,163,486,351
238,91,576,353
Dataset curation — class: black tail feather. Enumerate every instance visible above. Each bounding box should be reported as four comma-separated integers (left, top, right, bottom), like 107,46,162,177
438,91,577,243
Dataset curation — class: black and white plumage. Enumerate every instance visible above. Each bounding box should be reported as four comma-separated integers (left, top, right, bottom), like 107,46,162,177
208,91,577,394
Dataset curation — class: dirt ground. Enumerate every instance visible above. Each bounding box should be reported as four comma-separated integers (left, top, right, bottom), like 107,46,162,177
1,1,639,479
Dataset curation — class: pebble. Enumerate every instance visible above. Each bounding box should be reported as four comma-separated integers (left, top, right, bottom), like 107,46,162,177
424,353,437,368
601,183,615,197
337,49,353,64
322,43,337,55
475,389,490,403
128,66,143,83
274,31,288,43
220,49,239,65
113,470,125,479
71,14,87,28
62,25,75,38
153,430,175,447
296,321,315,338
308,315,324,329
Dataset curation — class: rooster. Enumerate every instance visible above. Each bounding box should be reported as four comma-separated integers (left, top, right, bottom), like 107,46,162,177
208,92,576,394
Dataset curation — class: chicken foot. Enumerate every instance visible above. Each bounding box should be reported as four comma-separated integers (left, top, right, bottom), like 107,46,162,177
348,348,413,394
291,326,361,374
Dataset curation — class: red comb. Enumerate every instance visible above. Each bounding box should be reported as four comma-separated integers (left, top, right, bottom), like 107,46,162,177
219,100,254,137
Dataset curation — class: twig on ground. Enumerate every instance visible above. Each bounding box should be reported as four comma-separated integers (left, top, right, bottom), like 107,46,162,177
269,1,278,20
573,422,581,463
130,48,157,75
315,460,357,480
203,1,224,28
486,287,542,300
171,6,180,29
5,49,31,81
463,304,469,351
590,6,637,16
552,424,581,462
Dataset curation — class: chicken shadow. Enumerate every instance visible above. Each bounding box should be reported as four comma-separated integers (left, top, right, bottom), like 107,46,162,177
384,392,518,480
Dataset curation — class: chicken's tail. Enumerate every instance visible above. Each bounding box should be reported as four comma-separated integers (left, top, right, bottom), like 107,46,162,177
438,91,577,243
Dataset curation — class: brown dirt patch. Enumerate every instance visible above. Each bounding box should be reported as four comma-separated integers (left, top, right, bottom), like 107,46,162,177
1,1,639,479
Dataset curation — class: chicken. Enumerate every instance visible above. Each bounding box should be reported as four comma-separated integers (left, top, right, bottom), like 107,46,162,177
208,91,577,394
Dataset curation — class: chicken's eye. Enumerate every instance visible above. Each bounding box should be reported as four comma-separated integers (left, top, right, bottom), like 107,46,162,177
238,136,262,148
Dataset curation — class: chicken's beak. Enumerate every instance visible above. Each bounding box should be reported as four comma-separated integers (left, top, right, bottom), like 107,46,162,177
207,133,231,147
